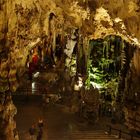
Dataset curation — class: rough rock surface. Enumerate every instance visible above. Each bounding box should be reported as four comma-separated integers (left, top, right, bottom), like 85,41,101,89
1,0,140,136
0,95,17,140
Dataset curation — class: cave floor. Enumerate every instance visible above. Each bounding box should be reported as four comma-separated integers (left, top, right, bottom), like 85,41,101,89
14,100,107,140
13,68,132,140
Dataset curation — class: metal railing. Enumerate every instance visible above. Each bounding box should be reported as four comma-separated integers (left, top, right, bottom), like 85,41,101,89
107,125,140,140
128,116,140,131
13,87,47,95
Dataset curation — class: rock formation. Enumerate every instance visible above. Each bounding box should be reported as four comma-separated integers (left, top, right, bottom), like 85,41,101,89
0,0,140,137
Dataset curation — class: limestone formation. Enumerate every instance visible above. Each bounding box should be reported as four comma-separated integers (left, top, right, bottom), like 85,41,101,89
0,94,17,140
0,0,140,136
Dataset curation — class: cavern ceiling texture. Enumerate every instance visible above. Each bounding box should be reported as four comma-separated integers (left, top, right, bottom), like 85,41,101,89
0,0,140,45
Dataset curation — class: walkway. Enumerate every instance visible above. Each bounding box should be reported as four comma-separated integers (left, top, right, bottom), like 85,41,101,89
14,100,121,140
12,69,134,140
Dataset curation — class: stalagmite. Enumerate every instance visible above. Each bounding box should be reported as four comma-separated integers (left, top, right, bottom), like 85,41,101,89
1,0,140,138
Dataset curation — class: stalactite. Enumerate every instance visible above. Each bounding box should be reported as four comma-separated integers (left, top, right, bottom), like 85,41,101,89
116,40,126,103
120,40,126,70
115,40,137,125
103,41,105,59
83,36,89,76
133,48,140,76
106,41,109,60
103,40,108,70
85,59,92,89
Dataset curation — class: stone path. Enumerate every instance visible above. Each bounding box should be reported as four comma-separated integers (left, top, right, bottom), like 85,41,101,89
13,70,139,140
14,100,121,140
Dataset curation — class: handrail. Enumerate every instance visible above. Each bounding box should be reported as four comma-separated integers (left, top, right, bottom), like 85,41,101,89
136,112,140,116
13,87,55,95
107,125,140,140
12,89,46,95
128,119,140,130
128,117,140,123
16,88,46,91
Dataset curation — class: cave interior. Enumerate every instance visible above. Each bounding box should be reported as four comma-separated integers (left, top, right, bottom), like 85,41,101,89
0,0,140,140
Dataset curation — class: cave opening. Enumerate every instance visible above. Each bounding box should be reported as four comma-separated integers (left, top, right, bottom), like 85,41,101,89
86,35,136,109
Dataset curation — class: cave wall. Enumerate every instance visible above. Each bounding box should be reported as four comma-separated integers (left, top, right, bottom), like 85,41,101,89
133,48,140,76
1,0,140,55
0,95,17,140
123,48,140,132
88,0,140,41
1,0,140,45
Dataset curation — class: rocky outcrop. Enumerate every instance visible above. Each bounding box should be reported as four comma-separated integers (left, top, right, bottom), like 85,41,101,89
87,0,140,41
123,48,140,132
0,56,19,140
0,94,18,140
1,0,140,67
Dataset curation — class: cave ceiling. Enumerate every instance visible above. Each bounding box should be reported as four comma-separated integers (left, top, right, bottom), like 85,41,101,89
0,0,140,47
